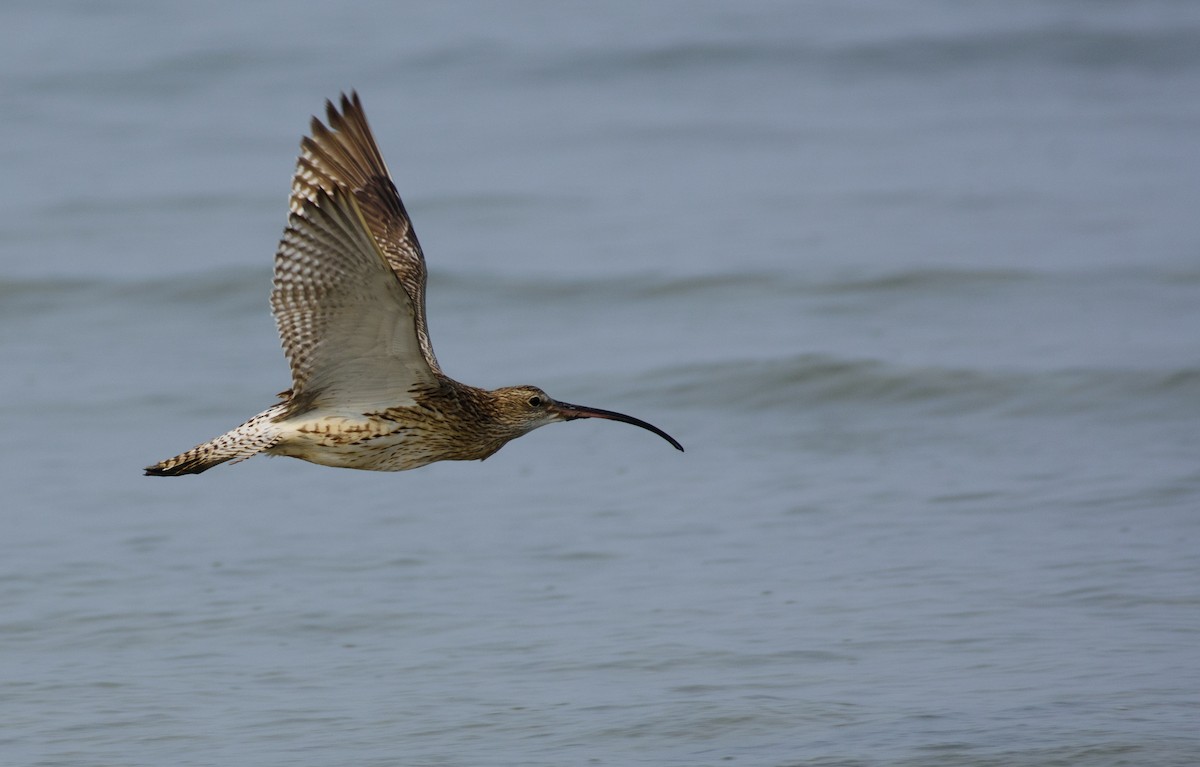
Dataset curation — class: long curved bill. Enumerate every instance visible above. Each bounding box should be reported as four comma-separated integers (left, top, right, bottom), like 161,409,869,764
550,400,684,452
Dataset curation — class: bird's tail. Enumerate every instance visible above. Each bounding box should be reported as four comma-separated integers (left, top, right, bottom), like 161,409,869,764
144,404,288,477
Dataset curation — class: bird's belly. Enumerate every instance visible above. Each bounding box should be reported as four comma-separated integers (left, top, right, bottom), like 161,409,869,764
268,415,437,472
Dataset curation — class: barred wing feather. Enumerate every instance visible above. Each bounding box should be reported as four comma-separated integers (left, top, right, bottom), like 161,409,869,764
271,186,437,409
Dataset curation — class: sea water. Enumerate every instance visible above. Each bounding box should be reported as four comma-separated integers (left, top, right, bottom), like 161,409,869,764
2,2,1198,765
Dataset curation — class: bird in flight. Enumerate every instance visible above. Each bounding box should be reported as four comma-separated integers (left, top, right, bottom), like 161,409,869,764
145,92,682,476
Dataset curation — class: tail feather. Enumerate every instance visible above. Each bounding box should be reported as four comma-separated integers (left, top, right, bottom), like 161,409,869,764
145,406,286,477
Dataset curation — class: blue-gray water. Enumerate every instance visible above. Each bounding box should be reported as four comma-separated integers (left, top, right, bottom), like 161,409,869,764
3,2,1199,765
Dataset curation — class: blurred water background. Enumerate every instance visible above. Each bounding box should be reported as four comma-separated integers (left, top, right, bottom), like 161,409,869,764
2,1,1199,765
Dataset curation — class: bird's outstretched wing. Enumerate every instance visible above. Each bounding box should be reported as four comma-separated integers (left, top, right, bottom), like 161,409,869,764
273,184,437,409
282,91,442,378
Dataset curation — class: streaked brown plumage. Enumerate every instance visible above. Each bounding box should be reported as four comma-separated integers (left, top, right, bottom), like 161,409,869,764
145,92,682,476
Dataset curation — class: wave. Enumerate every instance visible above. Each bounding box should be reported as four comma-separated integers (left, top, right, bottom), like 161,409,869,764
433,264,1200,305
431,265,1039,302
831,25,1200,75
0,268,269,321
8,262,1196,315
517,24,1200,84
635,354,1200,418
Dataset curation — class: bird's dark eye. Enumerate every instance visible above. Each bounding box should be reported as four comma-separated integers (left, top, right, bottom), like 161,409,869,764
528,396,542,407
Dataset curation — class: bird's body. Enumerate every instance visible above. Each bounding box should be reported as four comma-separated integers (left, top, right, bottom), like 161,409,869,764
146,93,681,476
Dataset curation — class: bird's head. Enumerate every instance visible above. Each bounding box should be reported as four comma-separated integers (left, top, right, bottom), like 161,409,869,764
488,385,684,451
